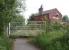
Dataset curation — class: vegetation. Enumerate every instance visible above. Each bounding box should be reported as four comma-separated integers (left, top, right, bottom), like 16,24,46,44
0,0,25,35
0,0,25,50
0,36,13,50
32,22,69,50
10,15,25,33
63,15,69,22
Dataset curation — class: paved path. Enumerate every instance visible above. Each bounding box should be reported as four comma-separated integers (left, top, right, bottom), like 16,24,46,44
13,38,40,50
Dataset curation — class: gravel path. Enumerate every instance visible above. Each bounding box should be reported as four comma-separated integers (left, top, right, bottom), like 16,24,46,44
13,38,40,50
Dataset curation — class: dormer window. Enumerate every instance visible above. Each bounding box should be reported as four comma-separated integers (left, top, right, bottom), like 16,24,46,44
55,13,59,17
55,15,58,17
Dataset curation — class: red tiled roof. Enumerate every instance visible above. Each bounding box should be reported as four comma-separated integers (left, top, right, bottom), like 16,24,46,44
33,8,62,16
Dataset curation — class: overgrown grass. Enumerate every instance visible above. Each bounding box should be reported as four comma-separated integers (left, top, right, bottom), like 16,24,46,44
32,31,65,49
0,35,13,50
32,23,69,50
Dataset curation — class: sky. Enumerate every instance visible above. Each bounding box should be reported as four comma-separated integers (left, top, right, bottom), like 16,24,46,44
23,0,69,19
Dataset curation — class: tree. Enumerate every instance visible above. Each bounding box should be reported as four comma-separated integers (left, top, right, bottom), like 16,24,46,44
10,15,25,28
63,15,69,22
0,0,25,35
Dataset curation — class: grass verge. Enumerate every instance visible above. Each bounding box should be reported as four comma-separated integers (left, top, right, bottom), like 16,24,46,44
0,35,13,50
32,30,69,50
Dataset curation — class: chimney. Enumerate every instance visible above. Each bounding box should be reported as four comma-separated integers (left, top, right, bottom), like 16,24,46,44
39,5,43,15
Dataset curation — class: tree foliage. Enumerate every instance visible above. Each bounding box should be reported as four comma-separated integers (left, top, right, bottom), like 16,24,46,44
0,0,25,35
63,15,69,22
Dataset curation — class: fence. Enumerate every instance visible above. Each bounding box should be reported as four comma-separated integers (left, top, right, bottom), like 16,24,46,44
8,21,46,36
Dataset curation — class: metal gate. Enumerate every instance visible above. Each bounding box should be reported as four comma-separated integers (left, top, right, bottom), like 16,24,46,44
8,21,46,36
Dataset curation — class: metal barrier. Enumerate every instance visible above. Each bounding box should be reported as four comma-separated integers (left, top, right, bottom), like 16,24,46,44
8,21,46,36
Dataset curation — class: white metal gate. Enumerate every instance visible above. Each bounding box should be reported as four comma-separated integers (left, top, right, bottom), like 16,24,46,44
8,21,46,36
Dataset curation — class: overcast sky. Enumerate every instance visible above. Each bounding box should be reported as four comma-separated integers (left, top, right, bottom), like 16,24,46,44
23,0,69,19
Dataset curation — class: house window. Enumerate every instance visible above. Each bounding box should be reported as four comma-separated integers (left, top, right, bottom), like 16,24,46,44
55,15,58,17
55,13,59,17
